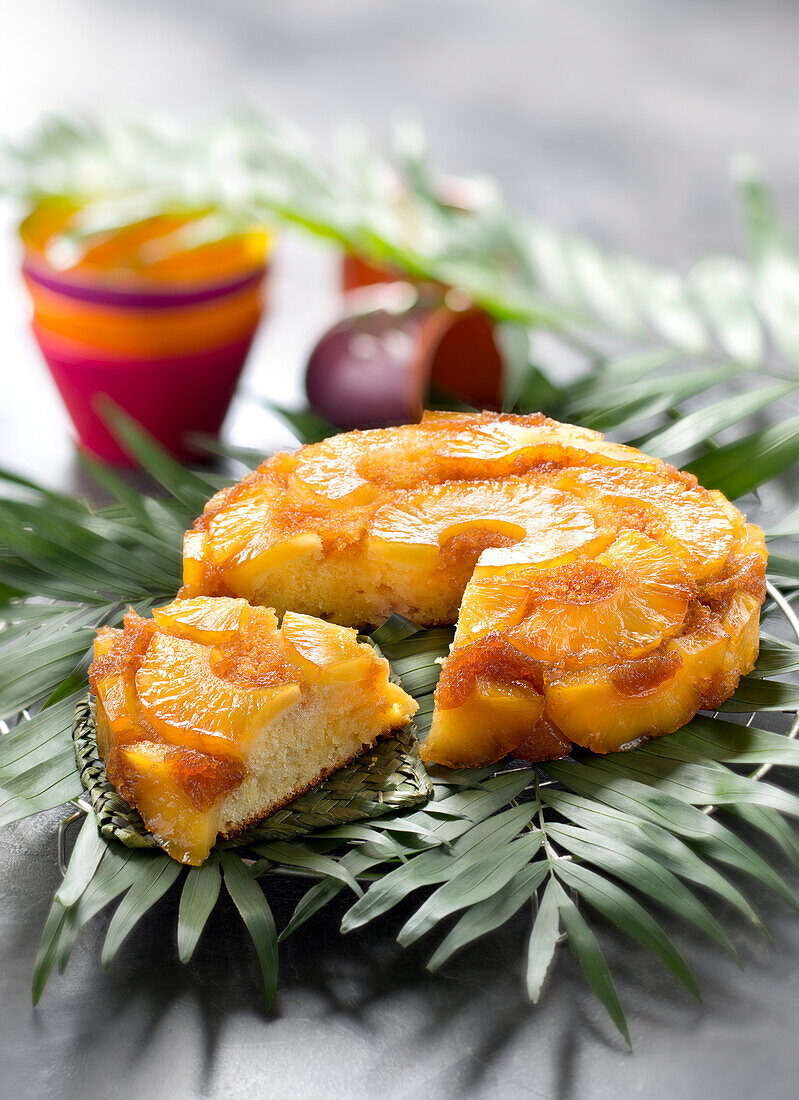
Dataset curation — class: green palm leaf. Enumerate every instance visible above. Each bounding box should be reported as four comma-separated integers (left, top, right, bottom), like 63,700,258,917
545,760,798,905
221,853,279,1010
396,831,543,947
540,788,760,925
341,802,536,933
555,882,631,1046
55,809,108,907
525,876,562,1004
555,860,701,1000
177,855,222,963
101,856,181,969
428,861,549,974
640,382,796,460
544,822,737,957
688,416,799,499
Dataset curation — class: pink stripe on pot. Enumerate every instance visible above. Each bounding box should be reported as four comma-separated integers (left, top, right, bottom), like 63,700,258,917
35,327,259,465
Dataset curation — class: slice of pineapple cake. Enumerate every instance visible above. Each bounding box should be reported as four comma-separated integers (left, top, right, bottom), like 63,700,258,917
89,597,417,864
425,525,765,765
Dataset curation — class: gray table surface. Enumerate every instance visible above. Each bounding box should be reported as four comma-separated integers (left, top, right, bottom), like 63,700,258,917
2,2,799,1098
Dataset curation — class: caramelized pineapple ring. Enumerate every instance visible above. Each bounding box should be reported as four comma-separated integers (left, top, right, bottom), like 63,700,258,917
457,531,693,667
435,415,665,478
424,634,550,767
543,598,761,753
90,597,418,864
152,595,251,643
369,481,602,570
424,678,547,768
203,479,282,565
509,531,694,666
187,478,324,597
290,429,421,504
107,741,244,864
552,466,743,581
281,611,374,682
136,633,301,757
454,526,617,648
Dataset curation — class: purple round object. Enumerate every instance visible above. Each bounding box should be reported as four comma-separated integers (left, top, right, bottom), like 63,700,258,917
306,305,429,429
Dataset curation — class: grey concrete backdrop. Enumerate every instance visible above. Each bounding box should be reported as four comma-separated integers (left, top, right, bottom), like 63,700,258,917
2,3,799,1098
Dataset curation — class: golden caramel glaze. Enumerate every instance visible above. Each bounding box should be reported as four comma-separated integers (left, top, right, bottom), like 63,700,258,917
89,597,417,863
514,717,572,763
108,743,245,814
179,410,767,767
89,612,156,689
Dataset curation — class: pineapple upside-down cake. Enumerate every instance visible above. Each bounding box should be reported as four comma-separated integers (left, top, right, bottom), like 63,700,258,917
181,411,766,769
89,598,417,864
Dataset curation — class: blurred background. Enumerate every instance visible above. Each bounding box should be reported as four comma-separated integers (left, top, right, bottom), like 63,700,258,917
3,0,799,485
